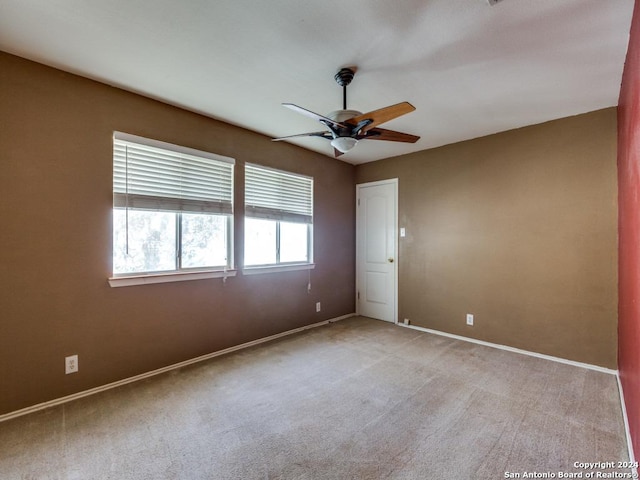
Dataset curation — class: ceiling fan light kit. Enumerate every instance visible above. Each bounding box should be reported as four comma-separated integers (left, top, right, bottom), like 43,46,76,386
331,137,358,153
273,67,420,158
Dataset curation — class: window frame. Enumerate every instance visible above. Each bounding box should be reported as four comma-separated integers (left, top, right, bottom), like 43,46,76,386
243,163,314,274
109,132,236,287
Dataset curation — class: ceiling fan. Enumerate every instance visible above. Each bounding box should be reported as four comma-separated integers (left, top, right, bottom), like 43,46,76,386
273,67,420,157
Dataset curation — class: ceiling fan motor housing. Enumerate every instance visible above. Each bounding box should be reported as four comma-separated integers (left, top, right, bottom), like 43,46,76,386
326,109,363,139
327,109,362,123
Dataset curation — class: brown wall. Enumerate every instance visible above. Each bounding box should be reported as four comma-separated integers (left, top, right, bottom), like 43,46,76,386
356,108,618,368
0,52,355,415
0,48,619,416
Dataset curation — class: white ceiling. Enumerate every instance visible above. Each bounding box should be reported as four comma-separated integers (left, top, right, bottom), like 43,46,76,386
0,0,634,164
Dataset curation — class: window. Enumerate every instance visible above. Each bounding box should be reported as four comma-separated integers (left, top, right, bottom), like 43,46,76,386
111,132,234,284
244,164,313,269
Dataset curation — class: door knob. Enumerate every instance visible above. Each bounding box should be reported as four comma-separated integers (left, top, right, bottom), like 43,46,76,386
388,258,394,263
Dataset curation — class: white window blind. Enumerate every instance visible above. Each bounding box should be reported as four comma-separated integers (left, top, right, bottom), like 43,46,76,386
113,132,234,215
245,164,313,223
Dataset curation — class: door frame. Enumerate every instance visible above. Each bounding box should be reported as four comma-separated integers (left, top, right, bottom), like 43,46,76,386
355,178,399,324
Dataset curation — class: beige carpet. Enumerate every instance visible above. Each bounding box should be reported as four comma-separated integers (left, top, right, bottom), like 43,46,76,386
0,317,630,479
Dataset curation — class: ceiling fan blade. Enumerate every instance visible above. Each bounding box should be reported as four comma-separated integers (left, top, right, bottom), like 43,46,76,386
358,128,420,143
272,131,333,141
282,103,347,130
346,102,416,133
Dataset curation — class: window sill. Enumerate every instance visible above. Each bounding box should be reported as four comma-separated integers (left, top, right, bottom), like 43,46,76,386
108,269,237,287
242,264,315,276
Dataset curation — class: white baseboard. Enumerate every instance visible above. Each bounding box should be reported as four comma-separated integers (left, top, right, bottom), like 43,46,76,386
617,374,638,475
397,323,617,375
0,313,355,424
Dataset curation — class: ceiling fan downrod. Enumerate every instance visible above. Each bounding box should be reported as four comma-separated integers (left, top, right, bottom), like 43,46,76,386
334,67,355,110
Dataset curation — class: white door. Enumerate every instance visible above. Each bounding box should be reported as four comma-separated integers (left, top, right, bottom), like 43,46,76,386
356,179,397,323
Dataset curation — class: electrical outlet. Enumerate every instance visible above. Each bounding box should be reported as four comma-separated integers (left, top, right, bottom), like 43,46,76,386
466,314,474,326
65,355,78,374
316,302,321,312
